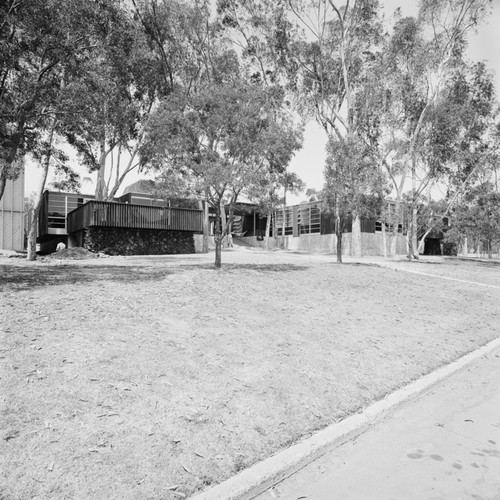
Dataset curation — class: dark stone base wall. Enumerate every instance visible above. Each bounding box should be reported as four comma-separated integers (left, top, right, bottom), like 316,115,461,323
83,227,196,255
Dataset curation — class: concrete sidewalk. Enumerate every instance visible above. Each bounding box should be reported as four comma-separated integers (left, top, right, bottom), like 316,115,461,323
256,347,500,500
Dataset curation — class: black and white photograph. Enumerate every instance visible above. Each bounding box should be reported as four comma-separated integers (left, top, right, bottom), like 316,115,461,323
1,0,499,498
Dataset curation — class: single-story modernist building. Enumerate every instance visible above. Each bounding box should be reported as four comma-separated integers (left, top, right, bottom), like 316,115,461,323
37,190,204,255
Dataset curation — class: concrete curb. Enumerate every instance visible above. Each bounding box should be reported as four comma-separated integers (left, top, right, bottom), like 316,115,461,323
191,336,500,500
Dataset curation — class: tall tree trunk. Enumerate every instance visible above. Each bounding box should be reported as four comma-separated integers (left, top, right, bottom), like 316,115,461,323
351,215,362,258
203,199,209,253
214,202,222,268
417,235,427,255
273,210,278,246
409,203,419,259
390,231,397,257
389,220,398,256
197,198,210,253
95,137,108,201
381,219,387,257
27,123,55,261
417,220,436,254
227,203,234,248
462,236,468,256
282,186,287,250
407,160,419,260
220,201,227,248
389,197,402,257
265,213,271,251
336,224,343,263
336,207,342,263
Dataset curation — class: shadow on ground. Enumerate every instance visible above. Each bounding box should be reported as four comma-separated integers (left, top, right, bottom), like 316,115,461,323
0,265,176,291
183,263,309,273
341,262,380,268
1,263,308,291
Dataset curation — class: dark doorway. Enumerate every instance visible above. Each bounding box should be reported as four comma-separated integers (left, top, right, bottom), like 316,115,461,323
424,238,442,255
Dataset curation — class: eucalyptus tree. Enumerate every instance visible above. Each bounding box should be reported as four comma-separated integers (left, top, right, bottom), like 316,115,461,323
413,61,499,253
377,0,492,259
446,182,500,257
140,81,302,267
0,0,132,259
59,0,218,202
293,0,386,260
323,136,386,262
59,1,143,201
219,0,386,260
0,0,117,202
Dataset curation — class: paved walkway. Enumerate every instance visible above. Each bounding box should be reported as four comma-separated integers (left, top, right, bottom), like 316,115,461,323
256,348,500,500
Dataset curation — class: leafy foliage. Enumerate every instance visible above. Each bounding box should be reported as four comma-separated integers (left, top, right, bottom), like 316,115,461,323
446,183,500,256
0,0,128,199
141,80,302,265
323,136,386,226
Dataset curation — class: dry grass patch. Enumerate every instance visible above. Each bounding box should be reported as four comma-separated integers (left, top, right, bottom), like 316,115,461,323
1,252,499,499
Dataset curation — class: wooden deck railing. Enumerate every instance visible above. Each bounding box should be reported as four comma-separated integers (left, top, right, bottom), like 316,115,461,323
67,201,203,233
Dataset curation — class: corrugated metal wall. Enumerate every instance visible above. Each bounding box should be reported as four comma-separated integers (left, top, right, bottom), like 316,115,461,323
0,170,25,251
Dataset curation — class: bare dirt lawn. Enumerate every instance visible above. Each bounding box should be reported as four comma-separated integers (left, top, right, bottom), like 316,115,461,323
1,249,499,499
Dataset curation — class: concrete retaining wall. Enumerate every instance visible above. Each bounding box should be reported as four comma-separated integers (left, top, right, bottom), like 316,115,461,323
236,232,407,256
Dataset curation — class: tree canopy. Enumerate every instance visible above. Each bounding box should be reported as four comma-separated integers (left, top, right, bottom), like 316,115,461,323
140,81,302,266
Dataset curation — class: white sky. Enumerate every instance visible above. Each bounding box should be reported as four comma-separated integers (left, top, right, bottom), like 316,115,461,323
25,0,500,203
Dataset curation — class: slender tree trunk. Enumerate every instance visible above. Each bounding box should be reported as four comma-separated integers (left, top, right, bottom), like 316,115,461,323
107,148,140,201
27,123,55,260
390,232,397,257
95,137,108,201
227,203,234,248
381,219,387,257
407,160,420,260
220,201,228,248
214,202,222,268
203,199,209,253
273,210,278,246
417,236,426,255
410,204,419,259
336,225,343,263
282,188,286,250
336,207,342,263
387,196,402,257
27,209,36,256
389,220,398,256
351,215,362,258
463,236,468,256
265,213,271,251
417,224,435,254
